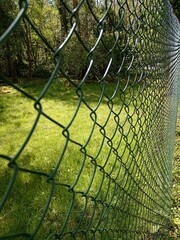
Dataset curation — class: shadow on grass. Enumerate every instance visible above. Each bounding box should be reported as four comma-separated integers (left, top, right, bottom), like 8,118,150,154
13,78,139,105
0,78,167,239
0,149,163,239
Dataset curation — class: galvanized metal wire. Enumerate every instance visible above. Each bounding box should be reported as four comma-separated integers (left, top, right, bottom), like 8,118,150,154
0,0,180,239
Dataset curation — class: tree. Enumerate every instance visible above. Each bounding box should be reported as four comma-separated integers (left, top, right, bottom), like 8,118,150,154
56,0,69,40
170,0,180,20
0,0,62,80
0,0,24,81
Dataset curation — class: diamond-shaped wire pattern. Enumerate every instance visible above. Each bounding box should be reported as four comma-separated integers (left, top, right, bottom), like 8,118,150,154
0,0,180,239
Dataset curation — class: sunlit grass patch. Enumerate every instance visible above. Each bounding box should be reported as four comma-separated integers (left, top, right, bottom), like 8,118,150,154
0,80,139,238
171,105,180,238
0,79,174,239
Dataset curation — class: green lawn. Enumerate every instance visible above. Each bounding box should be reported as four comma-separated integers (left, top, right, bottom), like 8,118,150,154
0,80,136,239
171,107,180,238
0,79,178,239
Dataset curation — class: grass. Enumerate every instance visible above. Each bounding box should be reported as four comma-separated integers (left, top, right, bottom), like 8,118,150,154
170,106,180,238
0,79,179,239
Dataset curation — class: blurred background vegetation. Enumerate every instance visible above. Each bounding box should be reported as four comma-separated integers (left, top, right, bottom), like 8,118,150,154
0,0,179,83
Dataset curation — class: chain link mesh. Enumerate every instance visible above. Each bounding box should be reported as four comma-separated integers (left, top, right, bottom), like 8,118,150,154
0,0,180,239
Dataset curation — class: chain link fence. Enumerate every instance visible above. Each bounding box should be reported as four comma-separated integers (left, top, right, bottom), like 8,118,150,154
0,0,180,239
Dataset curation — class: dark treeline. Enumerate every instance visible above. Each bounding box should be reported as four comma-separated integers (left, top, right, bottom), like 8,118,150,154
0,0,179,82
170,0,180,20
0,0,130,82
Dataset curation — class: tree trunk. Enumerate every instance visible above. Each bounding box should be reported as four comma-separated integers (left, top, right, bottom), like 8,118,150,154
56,1,69,40
72,0,81,35
72,0,78,9
5,43,17,82
23,20,32,80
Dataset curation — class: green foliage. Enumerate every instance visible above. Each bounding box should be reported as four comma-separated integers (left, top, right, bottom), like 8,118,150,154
61,35,87,79
0,0,61,80
0,1,24,80
0,0,178,82
170,0,180,20
0,0,131,81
